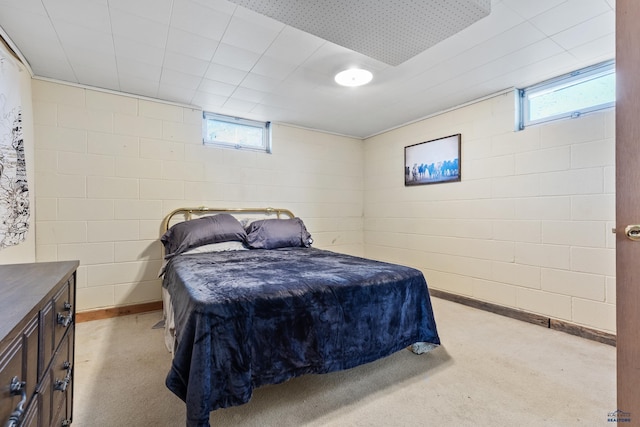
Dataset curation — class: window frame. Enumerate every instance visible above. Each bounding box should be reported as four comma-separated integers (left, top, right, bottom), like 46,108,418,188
202,111,271,153
517,59,615,130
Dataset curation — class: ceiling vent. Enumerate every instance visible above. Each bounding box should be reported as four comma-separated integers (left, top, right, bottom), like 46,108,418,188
227,0,491,66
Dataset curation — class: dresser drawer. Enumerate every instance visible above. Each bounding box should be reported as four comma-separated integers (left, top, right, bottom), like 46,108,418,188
0,313,40,427
0,261,78,427
0,336,24,426
23,316,39,402
21,399,38,427
40,329,73,427
53,276,74,351
42,277,74,376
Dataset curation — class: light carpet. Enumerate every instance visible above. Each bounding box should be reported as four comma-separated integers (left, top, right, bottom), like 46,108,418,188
73,297,615,426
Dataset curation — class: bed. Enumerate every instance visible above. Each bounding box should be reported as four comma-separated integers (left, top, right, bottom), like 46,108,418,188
160,207,440,427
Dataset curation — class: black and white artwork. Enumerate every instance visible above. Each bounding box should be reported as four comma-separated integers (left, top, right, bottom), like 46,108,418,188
404,133,461,186
0,56,29,249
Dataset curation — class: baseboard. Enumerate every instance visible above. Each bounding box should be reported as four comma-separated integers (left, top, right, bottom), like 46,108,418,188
549,318,616,346
429,289,616,347
75,291,617,347
76,301,163,323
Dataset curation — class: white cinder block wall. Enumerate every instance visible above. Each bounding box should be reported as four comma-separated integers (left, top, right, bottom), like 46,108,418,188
364,92,616,333
30,79,616,333
32,80,364,312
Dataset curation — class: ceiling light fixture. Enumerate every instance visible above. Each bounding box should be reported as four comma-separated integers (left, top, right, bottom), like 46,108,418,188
334,68,373,87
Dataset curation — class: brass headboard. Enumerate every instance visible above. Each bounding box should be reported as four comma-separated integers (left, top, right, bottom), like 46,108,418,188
161,206,296,233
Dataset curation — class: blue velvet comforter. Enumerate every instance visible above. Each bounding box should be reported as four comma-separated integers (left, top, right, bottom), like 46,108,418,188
162,247,440,427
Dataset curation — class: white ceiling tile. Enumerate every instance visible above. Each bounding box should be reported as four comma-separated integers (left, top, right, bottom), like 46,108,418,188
530,0,611,36
264,26,325,64
157,84,197,104
0,9,59,46
231,4,286,32
490,38,565,77
108,0,173,25
113,36,165,66
162,51,210,77
230,87,265,103
205,63,248,86
551,11,614,50
160,68,203,90
501,0,567,20
251,56,297,81
73,63,119,90
441,21,547,78
240,73,282,92
190,0,238,15
119,76,159,98
569,33,615,63
444,1,525,48
277,67,322,93
30,59,77,82
0,0,47,15
223,98,257,112
191,92,228,110
117,57,162,81
65,45,116,69
110,9,170,49
212,43,261,72
249,104,295,123
500,52,579,88
260,92,306,110
171,0,233,42
54,23,114,54
42,0,111,33
166,27,219,62
0,0,617,138
221,15,282,54
300,43,371,79
198,79,237,97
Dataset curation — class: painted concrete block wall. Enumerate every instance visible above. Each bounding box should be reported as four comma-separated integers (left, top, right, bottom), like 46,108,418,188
32,80,364,312
364,92,616,333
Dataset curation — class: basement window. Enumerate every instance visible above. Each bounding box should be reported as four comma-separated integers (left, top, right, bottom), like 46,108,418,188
517,60,615,130
203,112,271,153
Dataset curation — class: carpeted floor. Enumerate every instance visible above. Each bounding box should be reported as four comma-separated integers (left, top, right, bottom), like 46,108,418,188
73,297,615,426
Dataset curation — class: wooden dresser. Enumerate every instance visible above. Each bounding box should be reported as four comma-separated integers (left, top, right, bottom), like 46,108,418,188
0,261,78,427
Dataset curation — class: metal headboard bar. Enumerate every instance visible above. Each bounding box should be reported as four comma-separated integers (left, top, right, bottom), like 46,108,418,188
161,207,296,233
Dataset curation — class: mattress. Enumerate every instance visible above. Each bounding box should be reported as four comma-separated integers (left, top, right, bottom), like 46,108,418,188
162,246,440,427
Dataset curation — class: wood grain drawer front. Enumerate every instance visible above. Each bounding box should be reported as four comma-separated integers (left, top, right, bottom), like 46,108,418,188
40,303,54,381
49,331,72,427
0,261,78,427
36,372,51,427
24,316,39,403
53,279,73,357
0,335,24,426
21,399,38,427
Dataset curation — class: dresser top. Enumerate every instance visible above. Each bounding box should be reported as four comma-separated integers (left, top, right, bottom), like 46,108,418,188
0,261,79,341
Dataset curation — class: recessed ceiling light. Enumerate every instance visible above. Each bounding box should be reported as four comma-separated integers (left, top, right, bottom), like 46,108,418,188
334,68,373,87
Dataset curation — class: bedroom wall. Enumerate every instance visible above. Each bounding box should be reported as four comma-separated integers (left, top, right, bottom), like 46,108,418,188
363,92,616,333
32,79,364,312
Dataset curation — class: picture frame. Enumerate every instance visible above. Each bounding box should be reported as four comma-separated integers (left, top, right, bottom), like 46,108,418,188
404,133,461,186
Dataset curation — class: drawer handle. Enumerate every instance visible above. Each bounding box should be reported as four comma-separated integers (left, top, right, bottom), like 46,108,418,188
4,377,26,427
54,361,72,392
57,302,73,327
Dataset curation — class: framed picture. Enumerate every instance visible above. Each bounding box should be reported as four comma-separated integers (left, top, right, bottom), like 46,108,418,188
404,133,461,186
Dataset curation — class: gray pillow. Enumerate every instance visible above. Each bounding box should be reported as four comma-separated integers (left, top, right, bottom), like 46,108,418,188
161,213,247,258
245,218,313,249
